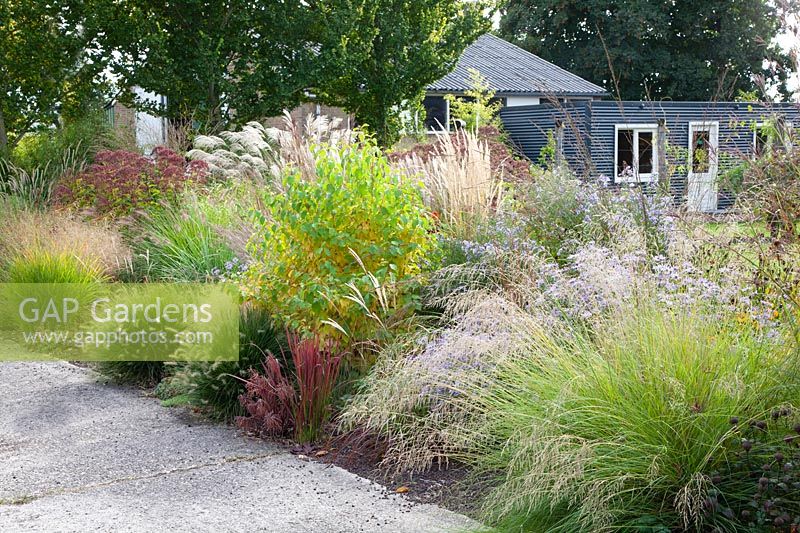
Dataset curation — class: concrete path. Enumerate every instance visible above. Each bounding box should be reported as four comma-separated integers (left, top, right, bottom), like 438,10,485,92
0,362,473,532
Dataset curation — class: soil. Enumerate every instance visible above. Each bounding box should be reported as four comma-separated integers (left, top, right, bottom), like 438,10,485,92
286,431,495,518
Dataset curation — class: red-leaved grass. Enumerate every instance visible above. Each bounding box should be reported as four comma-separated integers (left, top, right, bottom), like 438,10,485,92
236,331,342,443
288,332,342,443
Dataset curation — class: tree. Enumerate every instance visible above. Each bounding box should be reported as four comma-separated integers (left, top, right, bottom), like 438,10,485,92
0,1,109,153
316,0,491,146
108,1,306,132
108,1,367,133
446,68,502,132
499,0,793,101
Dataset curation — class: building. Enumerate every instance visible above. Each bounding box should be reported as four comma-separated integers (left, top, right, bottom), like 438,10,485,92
500,101,800,212
422,34,607,132
105,87,168,153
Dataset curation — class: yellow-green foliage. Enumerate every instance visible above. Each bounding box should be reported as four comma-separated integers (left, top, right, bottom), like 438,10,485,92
445,68,502,132
5,248,108,283
244,137,433,338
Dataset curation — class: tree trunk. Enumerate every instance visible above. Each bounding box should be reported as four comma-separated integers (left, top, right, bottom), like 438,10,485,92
0,105,8,156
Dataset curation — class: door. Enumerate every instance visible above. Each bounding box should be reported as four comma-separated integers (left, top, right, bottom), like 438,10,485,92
687,121,719,212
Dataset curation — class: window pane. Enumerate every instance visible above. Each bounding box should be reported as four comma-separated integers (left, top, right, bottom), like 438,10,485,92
617,129,634,177
754,128,769,156
423,96,447,131
692,131,710,173
639,131,653,174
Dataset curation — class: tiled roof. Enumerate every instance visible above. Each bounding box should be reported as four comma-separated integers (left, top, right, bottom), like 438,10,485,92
427,34,607,97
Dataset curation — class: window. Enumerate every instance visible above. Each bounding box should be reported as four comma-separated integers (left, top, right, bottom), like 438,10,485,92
753,124,769,156
691,130,711,173
688,121,718,176
104,105,115,128
614,124,658,182
422,96,448,132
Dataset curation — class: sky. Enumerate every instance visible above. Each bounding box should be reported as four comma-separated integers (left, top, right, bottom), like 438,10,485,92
775,12,799,99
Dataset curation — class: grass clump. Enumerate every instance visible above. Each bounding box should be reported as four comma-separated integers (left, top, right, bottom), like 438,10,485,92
0,204,129,282
474,310,797,531
170,305,286,421
342,256,800,531
129,190,247,282
95,361,166,387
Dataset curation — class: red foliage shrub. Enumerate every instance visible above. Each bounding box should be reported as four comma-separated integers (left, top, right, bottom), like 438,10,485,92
389,125,532,183
55,146,208,217
236,331,342,443
236,356,296,438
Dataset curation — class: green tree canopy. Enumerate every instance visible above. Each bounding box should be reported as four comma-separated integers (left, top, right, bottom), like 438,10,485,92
316,0,491,145
499,0,793,101
108,1,339,132
0,1,110,153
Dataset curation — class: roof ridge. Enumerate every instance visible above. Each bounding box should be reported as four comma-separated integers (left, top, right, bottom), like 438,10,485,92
427,33,607,96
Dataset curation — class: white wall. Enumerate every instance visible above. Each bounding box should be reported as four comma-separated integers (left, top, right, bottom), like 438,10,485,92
506,96,541,107
133,87,167,153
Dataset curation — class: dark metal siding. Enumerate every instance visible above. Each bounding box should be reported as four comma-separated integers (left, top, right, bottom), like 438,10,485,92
500,103,593,175
501,101,800,210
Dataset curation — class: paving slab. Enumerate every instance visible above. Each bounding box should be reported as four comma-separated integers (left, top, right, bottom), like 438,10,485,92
0,362,474,532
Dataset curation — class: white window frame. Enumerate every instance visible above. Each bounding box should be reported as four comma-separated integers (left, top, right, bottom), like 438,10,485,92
614,123,659,183
688,121,719,178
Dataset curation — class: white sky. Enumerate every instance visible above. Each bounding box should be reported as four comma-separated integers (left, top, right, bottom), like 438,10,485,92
776,12,799,99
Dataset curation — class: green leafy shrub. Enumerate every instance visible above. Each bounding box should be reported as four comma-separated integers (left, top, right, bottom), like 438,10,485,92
11,112,126,170
244,137,433,338
54,147,208,217
444,68,502,132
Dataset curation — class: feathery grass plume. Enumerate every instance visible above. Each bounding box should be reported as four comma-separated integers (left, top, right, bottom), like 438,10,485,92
339,293,547,474
187,121,274,180
265,111,354,182
395,129,502,226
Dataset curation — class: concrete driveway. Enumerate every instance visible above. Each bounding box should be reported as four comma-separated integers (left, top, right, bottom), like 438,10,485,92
0,362,472,532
